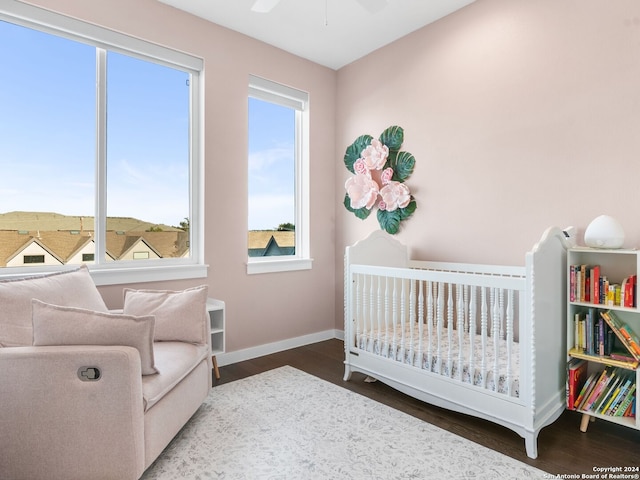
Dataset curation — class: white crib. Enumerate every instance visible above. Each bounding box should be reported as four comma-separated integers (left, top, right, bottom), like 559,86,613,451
343,227,570,459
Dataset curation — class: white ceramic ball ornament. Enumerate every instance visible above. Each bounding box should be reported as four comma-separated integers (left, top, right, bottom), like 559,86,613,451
583,215,625,249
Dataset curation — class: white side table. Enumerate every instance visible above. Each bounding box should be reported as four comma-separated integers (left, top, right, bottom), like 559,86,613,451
206,298,225,380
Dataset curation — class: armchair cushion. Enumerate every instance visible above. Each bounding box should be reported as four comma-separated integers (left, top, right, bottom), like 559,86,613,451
0,265,107,347
123,285,208,344
141,341,209,411
32,299,158,375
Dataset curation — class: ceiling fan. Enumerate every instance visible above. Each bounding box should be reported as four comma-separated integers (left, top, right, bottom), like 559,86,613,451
251,0,389,15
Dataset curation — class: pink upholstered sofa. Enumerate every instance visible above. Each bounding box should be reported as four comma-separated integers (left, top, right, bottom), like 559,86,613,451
0,266,212,480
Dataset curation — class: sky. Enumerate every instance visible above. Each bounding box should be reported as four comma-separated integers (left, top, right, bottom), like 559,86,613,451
248,97,295,231
0,19,293,231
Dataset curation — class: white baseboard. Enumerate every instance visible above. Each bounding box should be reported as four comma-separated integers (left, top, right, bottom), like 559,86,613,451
216,329,344,367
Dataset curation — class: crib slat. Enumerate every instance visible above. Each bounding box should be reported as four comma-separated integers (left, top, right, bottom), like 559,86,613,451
362,274,369,351
418,280,424,368
355,273,362,349
409,279,416,366
427,281,434,372
400,279,406,363
436,282,443,374
377,275,382,355
469,286,477,385
368,275,374,352
506,289,514,397
457,285,464,381
481,287,488,388
384,277,390,358
499,289,505,340
392,278,398,360
493,289,500,392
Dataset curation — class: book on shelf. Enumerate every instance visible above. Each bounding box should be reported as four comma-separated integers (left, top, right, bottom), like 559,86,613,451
593,371,624,413
580,367,614,411
613,383,636,417
620,324,640,357
603,371,634,416
576,366,637,418
621,275,636,308
574,370,599,409
570,264,636,308
587,367,619,411
600,310,640,361
610,349,637,363
591,265,600,306
567,359,588,410
572,310,636,365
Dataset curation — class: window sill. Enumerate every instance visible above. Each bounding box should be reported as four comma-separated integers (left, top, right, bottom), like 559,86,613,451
0,263,208,287
90,263,209,286
247,258,313,275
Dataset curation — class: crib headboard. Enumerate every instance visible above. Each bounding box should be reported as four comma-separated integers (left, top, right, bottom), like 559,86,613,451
525,226,571,412
345,230,409,268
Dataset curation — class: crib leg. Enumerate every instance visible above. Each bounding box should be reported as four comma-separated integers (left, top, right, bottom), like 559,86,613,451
524,433,538,459
343,364,352,382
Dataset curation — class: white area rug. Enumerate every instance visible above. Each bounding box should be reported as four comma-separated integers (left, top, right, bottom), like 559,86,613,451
142,366,549,479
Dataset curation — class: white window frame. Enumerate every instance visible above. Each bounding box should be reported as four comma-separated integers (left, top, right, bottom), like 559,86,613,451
247,75,312,274
0,2,207,285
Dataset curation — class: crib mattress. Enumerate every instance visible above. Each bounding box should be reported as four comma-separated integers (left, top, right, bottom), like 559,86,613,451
357,326,520,397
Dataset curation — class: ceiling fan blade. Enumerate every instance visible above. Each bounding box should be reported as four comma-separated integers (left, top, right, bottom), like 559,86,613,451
355,0,389,14
251,0,282,13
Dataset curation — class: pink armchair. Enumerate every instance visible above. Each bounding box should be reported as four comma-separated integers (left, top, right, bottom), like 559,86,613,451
0,266,212,480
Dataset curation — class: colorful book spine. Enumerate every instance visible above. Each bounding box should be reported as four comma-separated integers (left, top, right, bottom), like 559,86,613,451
593,373,623,413
604,373,633,415
570,263,638,307
580,367,613,411
614,383,636,417
591,265,600,306
574,371,599,409
586,368,617,412
600,311,640,361
619,324,640,356
567,359,588,410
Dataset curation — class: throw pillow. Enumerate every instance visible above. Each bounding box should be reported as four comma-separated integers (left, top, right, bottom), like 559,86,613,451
122,285,208,344
32,299,158,375
0,265,108,347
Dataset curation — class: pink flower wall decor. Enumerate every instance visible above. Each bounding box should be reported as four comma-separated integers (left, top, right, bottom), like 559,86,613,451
343,126,416,234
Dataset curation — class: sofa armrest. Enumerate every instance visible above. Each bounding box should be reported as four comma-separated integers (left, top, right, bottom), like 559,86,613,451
0,345,145,480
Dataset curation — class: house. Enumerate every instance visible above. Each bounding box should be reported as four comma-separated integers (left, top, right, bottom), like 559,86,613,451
3,0,640,472
248,230,295,257
0,212,189,266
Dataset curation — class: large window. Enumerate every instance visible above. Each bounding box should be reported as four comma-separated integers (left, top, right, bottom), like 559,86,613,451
0,3,204,285
247,75,311,274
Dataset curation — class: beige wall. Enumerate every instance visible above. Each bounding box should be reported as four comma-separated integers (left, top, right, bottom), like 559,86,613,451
24,0,337,353
335,0,640,328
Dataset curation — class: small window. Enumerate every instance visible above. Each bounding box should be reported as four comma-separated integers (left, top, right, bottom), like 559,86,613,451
24,255,45,264
133,252,150,260
82,253,95,262
247,75,311,274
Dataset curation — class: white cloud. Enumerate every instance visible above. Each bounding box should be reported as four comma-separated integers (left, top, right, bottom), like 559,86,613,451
248,193,294,230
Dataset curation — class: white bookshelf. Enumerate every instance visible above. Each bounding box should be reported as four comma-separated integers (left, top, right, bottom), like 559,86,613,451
567,247,639,433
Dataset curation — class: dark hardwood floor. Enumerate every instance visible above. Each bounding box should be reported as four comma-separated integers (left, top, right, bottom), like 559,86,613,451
216,339,640,476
